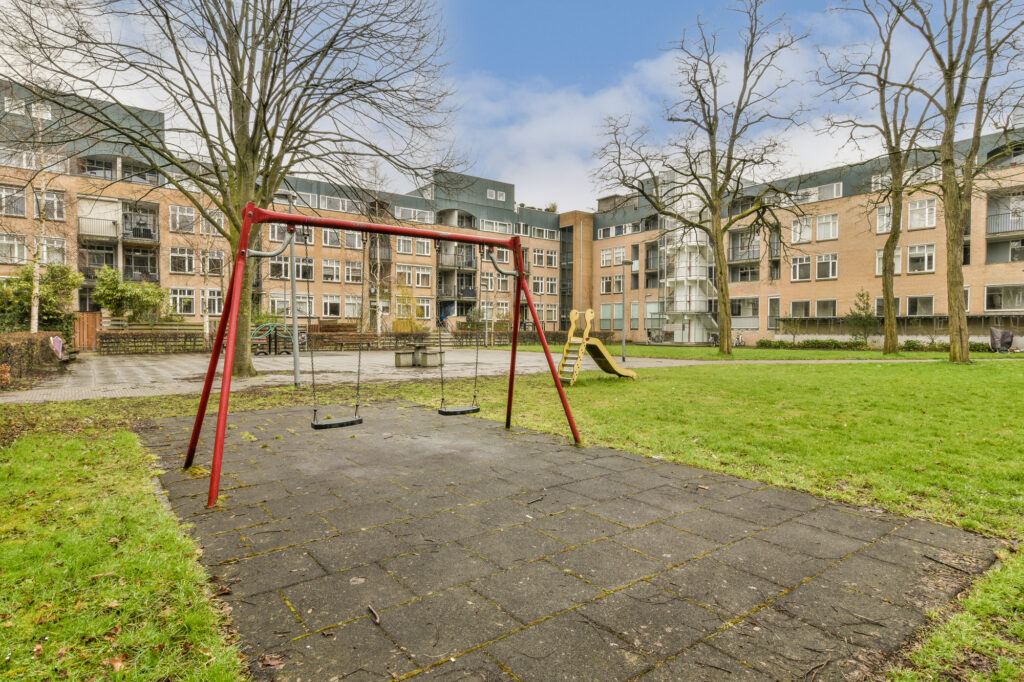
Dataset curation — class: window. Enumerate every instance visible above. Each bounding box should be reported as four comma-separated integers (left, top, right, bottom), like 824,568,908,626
875,297,900,316
630,301,640,330
323,294,341,317
532,276,544,295
170,247,195,274
203,289,223,316
345,260,363,283
480,219,512,234
122,163,159,185
613,246,625,265
497,191,506,202
600,248,612,267
597,226,612,240
964,286,970,311
396,236,413,254
80,157,114,179
323,258,341,282
729,264,760,282
907,295,934,316
323,228,342,248
0,186,26,216
790,300,811,317
546,303,557,322
396,206,434,223
547,277,557,295
487,189,496,200
268,223,288,243
497,275,510,292
396,264,413,286
345,231,363,249
815,299,837,317
295,191,316,209
908,244,935,273
791,217,812,244
294,257,313,281
1010,240,1024,262
816,253,838,280
515,223,530,237
30,102,51,120
533,250,545,267
908,199,936,229
415,266,432,288
35,190,65,221
320,195,345,212
416,297,433,319
791,255,811,281
202,249,224,276
345,294,362,319
986,285,1024,311
600,303,612,330
415,239,431,256
600,276,612,294
613,274,624,293
875,248,902,276
547,250,558,267
816,214,839,241
269,255,289,279
3,97,25,115
877,205,892,233
38,236,66,265
169,205,196,233
481,272,494,291
495,247,510,264
170,288,195,315
871,173,891,192
496,301,509,318
201,210,223,236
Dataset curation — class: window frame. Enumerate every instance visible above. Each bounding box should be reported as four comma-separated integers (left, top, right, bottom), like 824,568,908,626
791,255,811,282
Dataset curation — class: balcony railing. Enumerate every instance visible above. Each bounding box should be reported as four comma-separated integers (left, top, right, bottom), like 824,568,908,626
79,217,119,239
665,299,713,314
123,225,159,242
438,253,476,268
123,267,159,283
645,255,660,270
369,247,392,262
728,247,759,261
987,212,1024,235
732,315,760,330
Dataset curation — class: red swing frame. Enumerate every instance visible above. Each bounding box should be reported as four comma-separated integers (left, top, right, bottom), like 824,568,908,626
183,202,582,507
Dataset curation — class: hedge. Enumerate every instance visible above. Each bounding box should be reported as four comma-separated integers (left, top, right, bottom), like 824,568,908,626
0,331,60,382
756,338,997,353
98,330,206,354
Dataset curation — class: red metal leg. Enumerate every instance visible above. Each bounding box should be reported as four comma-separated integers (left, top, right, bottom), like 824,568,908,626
183,265,238,468
505,238,523,430
206,211,253,507
519,271,581,444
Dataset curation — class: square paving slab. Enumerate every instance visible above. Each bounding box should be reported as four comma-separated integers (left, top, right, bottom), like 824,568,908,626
139,402,1003,681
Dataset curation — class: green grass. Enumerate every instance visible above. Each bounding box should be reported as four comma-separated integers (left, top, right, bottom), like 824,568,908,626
0,431,243,680
503,342,972,360
4,359,1024,678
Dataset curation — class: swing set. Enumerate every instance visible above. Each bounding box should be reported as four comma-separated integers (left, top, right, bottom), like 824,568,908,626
183,202,582,507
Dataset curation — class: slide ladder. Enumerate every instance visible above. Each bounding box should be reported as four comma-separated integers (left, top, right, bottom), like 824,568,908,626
557,309,638,385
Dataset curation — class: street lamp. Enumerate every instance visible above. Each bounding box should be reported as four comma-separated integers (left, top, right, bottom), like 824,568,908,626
621,259,633,362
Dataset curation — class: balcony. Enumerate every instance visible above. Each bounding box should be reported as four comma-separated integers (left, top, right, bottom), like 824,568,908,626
438,253,476,268
665,299,713,314
987,213,1024,236
123,267,159,283
727,247,759,262
645,254,660,270
732,315,759,330
437,284,477,299
123,225,159,242
369,246,392,263
79,217,119,240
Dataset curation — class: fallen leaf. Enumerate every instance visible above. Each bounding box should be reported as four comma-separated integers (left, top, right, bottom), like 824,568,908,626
107,537,120,545
349,576,366,586
56,647,67,658
107,601,121,608
102,654,126,672
697,485,710,490
258,653,285,668
33,643,43,658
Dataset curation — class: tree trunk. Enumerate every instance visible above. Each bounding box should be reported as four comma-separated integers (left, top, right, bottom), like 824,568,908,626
946,192,970,363
881,193,903,354
29,247,40,334
230,229,257,377
712,229,732,355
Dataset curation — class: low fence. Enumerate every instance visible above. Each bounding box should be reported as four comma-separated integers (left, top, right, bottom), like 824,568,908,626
0,331,62,385
98,330,206,354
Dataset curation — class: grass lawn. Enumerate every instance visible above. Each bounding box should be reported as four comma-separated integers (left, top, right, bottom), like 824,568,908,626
2,358,1023,678
501,342,985,361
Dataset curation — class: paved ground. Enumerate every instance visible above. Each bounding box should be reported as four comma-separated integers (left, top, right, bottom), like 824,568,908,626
140,403,1001,681
2,350,940,404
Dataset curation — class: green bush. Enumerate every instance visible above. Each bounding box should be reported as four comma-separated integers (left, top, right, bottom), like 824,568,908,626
0,265,83,339
92,266,167,322
902,339,924,351
755,338,869,350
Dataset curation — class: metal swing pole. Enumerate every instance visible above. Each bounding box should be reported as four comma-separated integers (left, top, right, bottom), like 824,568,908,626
505,238,523,430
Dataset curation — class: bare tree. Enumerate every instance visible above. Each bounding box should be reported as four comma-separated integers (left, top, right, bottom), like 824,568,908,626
0,0,457,375
596,0,804,354
819,0,940,354
893,0,1024,363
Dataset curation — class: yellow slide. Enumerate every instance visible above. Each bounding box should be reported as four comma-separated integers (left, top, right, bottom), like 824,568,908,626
557,310,638,386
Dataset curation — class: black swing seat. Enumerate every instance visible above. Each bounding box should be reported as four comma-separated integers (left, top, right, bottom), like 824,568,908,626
311,416,363,429
438,406,480,416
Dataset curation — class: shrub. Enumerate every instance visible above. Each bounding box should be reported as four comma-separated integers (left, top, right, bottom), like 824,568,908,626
0,265,83,339
755,338,868,350
902,339,924,351
92,266,167,322
0,332,59,383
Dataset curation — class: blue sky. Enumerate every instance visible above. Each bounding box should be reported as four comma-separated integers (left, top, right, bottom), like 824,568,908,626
439,0,869,211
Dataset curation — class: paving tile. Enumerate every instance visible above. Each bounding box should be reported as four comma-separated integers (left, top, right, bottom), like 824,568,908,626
216,546,326,599
528,509,625,546
632,485,708,514
585,497,672,528
459,526,568,569
240,514,334,552
304,527,411,572
893,519,1001,560
579,582,723,656
453,478,527,502
321,501,409,532
756,520,870,560
393,489,473,516
260,617,415,681
511,487,593,515
198,531,252,564
739,487,825,511
389,511,485,549
282,564,414,631
232,466,305,487
549,539,666,590
613,523,720,564
796,505,901,542
706,496,804,526
187,504,272,538
640,643,770,680
385,543,499,596
383,587,518,666
455,498,537,530
500,468,572,491
261,491,345,519
328,479,408,504
472,560,602,623
708,607,869,680
589,455,651,471
651,557,784,619
218,481,292,508
823,553,963,611
413,650,515,680
487,611,651,681
605,467,677,491
711,537,831,587
774,577,924,650
228,591,307,655
562,476,635,502
665,509,763,543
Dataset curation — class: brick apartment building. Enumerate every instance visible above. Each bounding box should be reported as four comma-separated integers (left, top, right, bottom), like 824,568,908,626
2,91,1023,345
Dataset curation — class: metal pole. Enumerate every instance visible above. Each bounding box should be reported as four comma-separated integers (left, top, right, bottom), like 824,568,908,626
621,260,630,362
288,195,300,388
